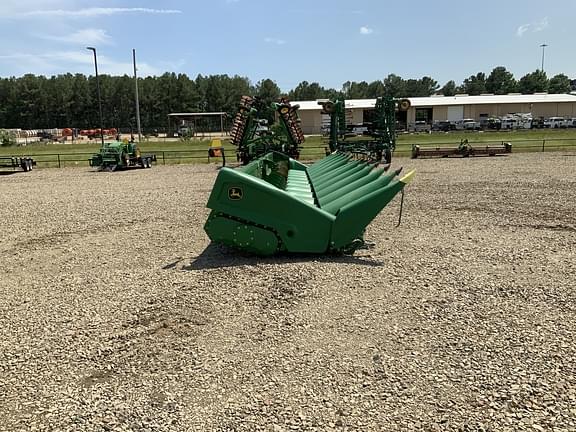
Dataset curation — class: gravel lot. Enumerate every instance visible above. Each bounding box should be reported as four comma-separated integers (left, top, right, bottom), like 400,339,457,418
1,152,575,431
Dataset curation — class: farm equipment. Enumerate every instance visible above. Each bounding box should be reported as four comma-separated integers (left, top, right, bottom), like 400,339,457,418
89,140,156,171
230,96,305,164
411,139,512,159
319,95,411,164
208,139,226,167
80,128,118,139
0,156,36,172
204,151,415,255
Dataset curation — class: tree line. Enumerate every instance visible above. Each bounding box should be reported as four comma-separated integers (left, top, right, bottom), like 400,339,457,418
0,66,573,131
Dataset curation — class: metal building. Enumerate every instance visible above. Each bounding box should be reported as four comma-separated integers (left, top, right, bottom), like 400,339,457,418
292,94,576,134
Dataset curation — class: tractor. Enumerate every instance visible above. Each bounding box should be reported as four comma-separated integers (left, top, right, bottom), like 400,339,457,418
89,140,156,171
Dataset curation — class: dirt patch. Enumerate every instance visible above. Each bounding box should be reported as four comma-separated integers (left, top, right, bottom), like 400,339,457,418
0,153,575,431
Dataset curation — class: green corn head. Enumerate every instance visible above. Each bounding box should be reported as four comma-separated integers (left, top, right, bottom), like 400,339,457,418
204,151,414,255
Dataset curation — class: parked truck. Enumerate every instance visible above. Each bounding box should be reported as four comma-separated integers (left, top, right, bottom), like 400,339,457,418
544,117,568,128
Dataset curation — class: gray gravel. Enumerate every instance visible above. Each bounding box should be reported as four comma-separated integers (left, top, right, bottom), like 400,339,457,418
1,152,575,431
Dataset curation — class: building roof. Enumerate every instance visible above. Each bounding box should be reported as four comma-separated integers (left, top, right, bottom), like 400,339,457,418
292,94,576,111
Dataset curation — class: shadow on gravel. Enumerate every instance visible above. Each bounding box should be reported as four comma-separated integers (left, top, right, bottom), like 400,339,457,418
0,171,19,176
165,243,384,271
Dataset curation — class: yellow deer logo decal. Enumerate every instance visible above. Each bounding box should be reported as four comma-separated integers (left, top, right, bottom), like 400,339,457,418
228,187,243,200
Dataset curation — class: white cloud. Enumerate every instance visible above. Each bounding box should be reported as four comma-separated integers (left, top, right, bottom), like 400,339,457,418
0,0,71,17
516,17,549,37
18,8,182,18
0,51,163,76
533,16,549,32
516,24,530,37
359,26,373,35
264,37,286,45
38,28,113,45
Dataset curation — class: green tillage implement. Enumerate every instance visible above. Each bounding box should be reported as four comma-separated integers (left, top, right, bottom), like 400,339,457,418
319,95,410,164
204,151,415,255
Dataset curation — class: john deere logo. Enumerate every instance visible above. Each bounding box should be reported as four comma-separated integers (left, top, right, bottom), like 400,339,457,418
228,187,243,200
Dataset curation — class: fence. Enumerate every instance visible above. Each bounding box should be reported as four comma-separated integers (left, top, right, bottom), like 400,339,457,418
6,138,576,168
302,138,576,159
9,150,226,168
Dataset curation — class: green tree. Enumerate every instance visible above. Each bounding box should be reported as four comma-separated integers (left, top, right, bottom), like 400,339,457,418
485,66,517,94
0,79,9,126
461,73,486,95
288,81,328,100
366,80,385,98
548,73,571,94
140,76,163,131
0,129,17,146
383,74,406,97
255,78,281,123
439,80,456,96
342,81,369,99
404,76,438,97
255,78,281,101
11,74,45,129
70,74,92,129
118,75,138,129
177,74,201,112
517,70,548,94
47,74,74,127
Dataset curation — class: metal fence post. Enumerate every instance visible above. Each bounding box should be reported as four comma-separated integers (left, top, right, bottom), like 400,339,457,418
57,154,61,168
162,151,165,165
542,139,545,152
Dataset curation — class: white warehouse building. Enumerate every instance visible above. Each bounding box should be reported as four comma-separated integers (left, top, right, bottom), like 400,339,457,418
291,94,576,134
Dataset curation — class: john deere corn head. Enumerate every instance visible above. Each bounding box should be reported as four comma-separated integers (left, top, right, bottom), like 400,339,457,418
204,151,415,255
320,95,410,164
89,141,156,171
230,96,305,164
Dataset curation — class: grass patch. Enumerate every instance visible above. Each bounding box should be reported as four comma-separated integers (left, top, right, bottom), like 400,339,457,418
1,129,575,167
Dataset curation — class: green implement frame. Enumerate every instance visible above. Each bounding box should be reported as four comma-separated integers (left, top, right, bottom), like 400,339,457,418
204,151,415,255
319,96,411,164
230,96,305,164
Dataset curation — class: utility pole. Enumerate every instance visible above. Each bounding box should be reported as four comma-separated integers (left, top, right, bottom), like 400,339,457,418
86,47,105,148
133,49,143,142
540,43,548,73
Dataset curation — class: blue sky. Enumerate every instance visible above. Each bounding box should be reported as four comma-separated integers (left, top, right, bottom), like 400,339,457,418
0,0,574,92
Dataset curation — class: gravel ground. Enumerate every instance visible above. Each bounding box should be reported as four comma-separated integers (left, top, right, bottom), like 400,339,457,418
0,152,575,431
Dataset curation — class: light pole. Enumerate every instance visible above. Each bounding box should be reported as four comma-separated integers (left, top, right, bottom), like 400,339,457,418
540,43,548,73
86,47,105,147
133,49,143,142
